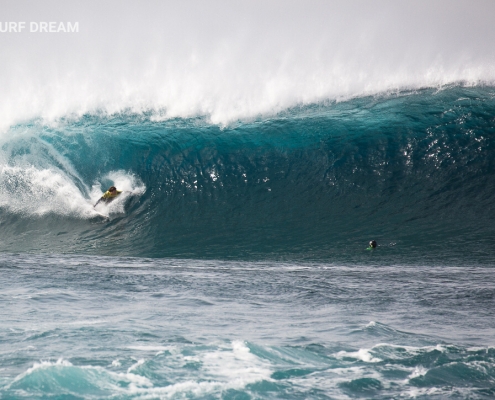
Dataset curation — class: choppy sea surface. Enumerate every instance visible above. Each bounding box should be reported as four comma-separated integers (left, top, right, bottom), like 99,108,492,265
1,86,495,398
2,255,495,399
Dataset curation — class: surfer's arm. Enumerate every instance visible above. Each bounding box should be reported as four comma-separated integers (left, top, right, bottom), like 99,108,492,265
93,198,103,207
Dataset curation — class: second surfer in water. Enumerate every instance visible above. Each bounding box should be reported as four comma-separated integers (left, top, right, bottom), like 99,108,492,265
367,240,377,250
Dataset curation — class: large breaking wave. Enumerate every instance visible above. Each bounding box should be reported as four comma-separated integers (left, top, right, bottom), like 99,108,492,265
0,86,494,262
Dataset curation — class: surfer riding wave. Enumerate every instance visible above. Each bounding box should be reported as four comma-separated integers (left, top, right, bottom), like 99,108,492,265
94,186,122,207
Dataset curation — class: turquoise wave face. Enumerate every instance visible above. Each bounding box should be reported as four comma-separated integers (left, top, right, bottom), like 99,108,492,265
1,86,494,261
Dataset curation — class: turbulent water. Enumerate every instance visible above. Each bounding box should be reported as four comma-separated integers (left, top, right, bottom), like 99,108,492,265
2,255,495,399
0,85,494,398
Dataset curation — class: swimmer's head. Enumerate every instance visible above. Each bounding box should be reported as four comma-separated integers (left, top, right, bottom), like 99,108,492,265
369,240,377,248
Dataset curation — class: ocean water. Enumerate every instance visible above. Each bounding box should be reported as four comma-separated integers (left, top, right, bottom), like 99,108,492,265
1,254,495,399
0,85,495,398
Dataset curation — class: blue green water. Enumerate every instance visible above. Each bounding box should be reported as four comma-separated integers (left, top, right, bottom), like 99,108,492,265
1,86,495,398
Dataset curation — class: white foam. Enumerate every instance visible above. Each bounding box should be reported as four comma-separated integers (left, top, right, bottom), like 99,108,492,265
403,386,445,398
408,366,429,380
372,343,448,358
67,319,107,326
113,341,271,398
142,340,270,398
467,346,492,352
195,340,272,384
0,165,94,217
127,358,146,373
127,345,172,352
335,348,382,363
